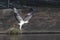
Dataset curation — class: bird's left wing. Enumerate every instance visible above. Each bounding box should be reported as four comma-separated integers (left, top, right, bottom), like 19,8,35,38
13,8,23,22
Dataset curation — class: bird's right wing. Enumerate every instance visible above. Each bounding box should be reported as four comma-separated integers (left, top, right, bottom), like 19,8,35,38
13,8,23,22
24,8,35,21
23,12,33,22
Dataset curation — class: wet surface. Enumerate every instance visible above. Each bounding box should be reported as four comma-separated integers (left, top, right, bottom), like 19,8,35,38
0,34,59,40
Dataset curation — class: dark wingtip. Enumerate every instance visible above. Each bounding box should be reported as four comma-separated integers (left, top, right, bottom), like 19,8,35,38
29,8,35,12
28,8,36,15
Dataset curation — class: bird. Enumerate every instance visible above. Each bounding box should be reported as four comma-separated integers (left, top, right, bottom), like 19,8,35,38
13,8,35,30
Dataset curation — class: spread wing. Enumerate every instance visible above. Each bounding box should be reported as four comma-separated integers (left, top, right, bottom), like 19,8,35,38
23,8,35,21
13,8,23,23
23,12,33,22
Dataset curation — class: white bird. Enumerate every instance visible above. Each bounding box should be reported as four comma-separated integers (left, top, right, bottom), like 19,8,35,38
13,8,35,30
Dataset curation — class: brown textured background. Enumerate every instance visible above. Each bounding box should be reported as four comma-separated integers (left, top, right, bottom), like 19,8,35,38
0,8,60,32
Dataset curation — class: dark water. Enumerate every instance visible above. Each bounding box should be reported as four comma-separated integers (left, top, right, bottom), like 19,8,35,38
0,34,59,40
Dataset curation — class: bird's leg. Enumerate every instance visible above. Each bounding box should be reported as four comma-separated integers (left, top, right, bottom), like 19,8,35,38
18,23,23,30
18,23,21,30
20,25,22,30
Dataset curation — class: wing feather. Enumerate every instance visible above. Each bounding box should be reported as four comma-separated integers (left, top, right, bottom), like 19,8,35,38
13,8,23,22
24,8,35,21
24,12,32,21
